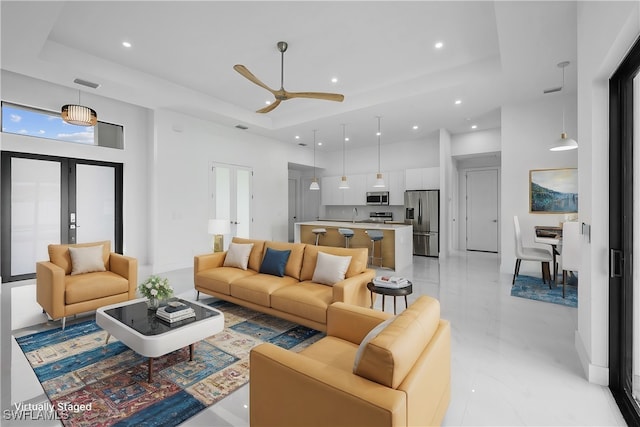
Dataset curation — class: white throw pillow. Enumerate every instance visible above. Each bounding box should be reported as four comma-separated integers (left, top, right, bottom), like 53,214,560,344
311,251,352,286
353,317,395,373
68,245,106,275
223,243,254,270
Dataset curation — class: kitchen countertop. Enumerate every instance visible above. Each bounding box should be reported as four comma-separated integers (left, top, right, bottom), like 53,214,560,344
297,221,411,230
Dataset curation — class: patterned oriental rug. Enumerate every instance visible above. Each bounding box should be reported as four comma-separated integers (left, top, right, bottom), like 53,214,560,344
15,300,323,426
511,274,578,308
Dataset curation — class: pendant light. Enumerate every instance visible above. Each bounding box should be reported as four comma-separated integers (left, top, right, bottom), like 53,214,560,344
339,124,350,189
61,90,97,126
373,116,386,188
550,61,578,151
310,130,320,190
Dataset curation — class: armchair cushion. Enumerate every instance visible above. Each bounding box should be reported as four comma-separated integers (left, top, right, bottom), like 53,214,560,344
49,240,111,275
69,245,106,275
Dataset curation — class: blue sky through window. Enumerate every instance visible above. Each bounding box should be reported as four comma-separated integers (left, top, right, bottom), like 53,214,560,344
1,104,94,144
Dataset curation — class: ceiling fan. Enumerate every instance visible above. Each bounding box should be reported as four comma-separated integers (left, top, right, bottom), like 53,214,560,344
234,41,345,113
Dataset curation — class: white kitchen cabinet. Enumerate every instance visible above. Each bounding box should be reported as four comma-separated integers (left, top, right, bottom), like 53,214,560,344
387,170,405,205
405,167,440,190
342,174,367,205
320,176,343,205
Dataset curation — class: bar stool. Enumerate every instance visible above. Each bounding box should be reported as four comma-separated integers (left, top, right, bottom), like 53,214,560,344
365,229,384,267
338,228,354,248
311,228,327,246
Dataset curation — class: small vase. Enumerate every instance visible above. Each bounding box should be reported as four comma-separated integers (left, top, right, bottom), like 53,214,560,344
147,297,160,311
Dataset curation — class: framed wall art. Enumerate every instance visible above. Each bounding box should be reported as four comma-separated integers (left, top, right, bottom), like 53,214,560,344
529,168,578,213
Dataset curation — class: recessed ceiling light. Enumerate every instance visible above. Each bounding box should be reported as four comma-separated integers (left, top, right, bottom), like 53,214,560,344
435,41,444,49
318,142,323,146
471,125,478,129
455,99,462,105
376,132,381,136
412,125,419,130
331,77,338,83
295,135,300,139
122,41,132,48
345,137,350,142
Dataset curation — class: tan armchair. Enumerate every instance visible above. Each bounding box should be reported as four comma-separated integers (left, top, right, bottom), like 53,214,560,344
250,295,451,427
36,241,137,329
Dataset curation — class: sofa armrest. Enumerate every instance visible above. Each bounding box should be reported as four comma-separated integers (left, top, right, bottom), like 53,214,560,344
332,268,375,307
326,302,392,345
194,252,226,273
109,253,138,299
36,261,66,319
250,343,407,427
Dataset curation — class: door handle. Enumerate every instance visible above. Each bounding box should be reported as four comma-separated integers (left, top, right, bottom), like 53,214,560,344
610,249,623,278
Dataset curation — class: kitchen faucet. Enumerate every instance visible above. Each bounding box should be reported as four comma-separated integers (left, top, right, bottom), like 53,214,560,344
352,207,358,223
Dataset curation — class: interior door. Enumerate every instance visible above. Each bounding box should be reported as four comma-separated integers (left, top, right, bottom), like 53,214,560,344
466,169,499,253
0,152,123,282
288,178,297,242
210,162,252,244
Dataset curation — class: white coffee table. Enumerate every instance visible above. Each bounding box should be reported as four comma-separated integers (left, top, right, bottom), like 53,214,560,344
96,298,224,382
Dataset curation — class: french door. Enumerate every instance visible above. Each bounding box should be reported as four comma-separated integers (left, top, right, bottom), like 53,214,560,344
609,35,640,425
209,162,252,244
0,152,123,283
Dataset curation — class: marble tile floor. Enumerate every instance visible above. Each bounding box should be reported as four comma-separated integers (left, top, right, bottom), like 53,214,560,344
0,251,626,426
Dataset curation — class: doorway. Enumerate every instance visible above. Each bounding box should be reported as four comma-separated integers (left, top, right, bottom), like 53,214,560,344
465,168,499,253
209,162,253,243
609,35,640,425
0,152,123,283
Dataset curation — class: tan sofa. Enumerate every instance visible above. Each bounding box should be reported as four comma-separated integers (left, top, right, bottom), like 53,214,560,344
36,241,138,329
250,296,451,427
194,237,375,331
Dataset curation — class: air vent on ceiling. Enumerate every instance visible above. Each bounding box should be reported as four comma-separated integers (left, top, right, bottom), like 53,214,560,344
298,143,307,147
235,124,249,130
73,78,100,89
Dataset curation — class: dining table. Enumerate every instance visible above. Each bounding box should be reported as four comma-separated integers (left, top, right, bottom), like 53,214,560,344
534,226,563,284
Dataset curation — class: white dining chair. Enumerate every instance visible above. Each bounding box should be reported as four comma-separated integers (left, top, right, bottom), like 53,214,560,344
513,216,553,286
560,221,580,298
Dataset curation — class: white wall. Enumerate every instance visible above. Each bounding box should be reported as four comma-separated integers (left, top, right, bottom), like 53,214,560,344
0,70,151,264
576,0,640,385
152,109,310,272
452,127,501,157
501,92,578,276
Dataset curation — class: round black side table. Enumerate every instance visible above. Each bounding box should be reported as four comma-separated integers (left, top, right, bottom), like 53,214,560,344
367,281,413,315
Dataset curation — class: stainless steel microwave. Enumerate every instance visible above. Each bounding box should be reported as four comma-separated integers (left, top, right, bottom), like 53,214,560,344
366,191,389,205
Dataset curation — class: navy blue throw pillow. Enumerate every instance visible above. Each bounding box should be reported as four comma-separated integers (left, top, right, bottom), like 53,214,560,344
260,247,291,277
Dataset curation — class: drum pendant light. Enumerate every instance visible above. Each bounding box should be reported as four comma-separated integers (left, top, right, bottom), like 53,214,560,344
61,90,97,126
373,116,386,188
310,130,320,190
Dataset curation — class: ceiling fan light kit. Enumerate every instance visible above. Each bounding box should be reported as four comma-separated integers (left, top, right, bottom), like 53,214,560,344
234,41,345,113
546,61,578,151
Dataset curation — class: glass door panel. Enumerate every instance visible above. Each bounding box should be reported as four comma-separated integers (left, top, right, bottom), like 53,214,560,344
633,74,640,406
10,157,61,276
236,168,251,238
75,164,115,244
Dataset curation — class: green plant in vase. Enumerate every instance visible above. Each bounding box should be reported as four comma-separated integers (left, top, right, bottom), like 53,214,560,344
139,275,173,310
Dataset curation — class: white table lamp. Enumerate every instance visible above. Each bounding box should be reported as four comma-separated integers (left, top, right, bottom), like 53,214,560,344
208,219,230,252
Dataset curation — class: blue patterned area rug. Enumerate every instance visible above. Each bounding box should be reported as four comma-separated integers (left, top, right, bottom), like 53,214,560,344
511,274,578,308
15,300,323,426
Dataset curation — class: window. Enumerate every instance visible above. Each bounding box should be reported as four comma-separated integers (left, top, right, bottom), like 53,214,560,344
1,102,123,149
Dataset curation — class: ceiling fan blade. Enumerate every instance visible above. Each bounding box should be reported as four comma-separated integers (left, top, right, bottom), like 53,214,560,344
233,64,276,94
286,91,345,102
256,99,281,113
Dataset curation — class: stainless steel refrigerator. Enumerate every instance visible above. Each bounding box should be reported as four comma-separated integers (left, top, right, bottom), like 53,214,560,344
404,190,439,256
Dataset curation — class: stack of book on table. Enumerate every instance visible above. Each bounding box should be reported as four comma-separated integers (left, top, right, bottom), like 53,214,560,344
373,276,409,289
156,301,195,323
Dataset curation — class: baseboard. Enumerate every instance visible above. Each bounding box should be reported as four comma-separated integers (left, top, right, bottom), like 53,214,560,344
575,330,609,385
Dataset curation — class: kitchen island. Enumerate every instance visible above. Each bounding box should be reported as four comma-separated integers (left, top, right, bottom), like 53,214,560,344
294,221,413,271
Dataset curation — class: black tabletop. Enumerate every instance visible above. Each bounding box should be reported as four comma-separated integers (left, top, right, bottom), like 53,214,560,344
367,281,413,296
103,298,220,336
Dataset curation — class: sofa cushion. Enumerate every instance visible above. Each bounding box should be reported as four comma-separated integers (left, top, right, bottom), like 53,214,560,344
271,281,333,324
300,245,368,281
231,274,298,307
49,241,111,275
232,237,266,272
264,241,306,279
69,245,107,275
300,336,359,373
195,267,258,295
65,271,129,304
224,242,254,270
353,296,441,389
260,247,291,277
311,251,352,286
